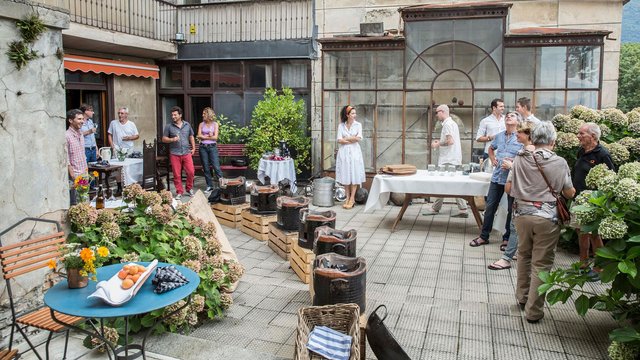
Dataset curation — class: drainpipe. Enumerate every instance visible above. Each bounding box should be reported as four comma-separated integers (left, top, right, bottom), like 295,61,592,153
311,0,318,59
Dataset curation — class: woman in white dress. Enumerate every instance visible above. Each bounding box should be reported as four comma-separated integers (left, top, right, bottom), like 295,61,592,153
335,105,366,209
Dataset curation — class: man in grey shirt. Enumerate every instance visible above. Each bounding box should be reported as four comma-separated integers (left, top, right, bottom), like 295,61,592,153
162,106,196,200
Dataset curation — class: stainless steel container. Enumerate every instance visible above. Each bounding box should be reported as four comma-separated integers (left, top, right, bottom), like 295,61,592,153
312,177,335,207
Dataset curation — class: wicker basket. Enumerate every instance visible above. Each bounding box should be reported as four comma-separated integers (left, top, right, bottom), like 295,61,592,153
294,303,361,360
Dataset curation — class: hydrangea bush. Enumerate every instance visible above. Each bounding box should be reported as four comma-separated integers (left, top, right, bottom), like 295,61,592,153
539,162,640,348
67,184,244,337
553,106,640,172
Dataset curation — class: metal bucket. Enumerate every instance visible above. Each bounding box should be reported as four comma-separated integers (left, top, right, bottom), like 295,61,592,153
313,177,335,207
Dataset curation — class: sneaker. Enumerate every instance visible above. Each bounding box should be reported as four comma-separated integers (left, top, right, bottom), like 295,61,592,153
585,268,600,282
452,212,468,218
187,189,195,196
175,194,182,200
205,187,213,192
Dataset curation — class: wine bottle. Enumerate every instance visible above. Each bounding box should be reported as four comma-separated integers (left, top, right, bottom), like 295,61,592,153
96,185,105,209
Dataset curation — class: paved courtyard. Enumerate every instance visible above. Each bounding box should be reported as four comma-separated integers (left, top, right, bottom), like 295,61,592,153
19,197,616,359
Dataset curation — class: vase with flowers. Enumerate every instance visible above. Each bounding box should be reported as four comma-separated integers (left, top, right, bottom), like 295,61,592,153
115,146,129,161
48,243,110,288
73,171,99,203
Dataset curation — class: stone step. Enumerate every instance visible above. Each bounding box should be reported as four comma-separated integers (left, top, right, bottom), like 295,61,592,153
144,332,290,360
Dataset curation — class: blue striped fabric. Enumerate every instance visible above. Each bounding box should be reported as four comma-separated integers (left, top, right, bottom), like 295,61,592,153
307,325,352,360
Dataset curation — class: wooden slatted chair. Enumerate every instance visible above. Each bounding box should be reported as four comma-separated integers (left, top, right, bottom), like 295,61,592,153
0,218,84,360
0,348,18,360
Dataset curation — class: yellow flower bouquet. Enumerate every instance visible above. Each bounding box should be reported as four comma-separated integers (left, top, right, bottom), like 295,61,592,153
48,244,110,287
73,171,99,203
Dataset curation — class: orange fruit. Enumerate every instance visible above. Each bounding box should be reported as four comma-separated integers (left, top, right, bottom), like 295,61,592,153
121,278,134,289
117,270,128,280
131,274,141,283
123,264,131,271
128,266,139,275
137,265,146,273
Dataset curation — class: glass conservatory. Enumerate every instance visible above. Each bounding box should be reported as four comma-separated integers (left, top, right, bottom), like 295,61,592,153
319,2,609,175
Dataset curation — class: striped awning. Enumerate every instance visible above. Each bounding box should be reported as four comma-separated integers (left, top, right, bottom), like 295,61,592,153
64,55,159,79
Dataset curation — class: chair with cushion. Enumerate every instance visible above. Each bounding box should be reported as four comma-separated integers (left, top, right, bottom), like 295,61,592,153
0,218,84,360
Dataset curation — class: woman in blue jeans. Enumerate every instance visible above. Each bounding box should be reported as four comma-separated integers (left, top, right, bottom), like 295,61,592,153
197,107,223,192
488,121,534,270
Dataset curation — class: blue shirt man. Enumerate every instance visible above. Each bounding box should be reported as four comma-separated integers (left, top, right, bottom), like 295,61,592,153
469,113,522,247
80,104,98,162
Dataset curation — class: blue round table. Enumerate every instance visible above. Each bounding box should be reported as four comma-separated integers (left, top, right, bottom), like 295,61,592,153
44,262,200,359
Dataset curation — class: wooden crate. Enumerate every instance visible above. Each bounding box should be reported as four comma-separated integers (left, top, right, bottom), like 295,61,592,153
240,210,277,241
268,222,297,260
211,202,249,228
290,242,315,284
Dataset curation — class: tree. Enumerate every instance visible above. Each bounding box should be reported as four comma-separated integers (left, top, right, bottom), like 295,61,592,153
618,43,640,112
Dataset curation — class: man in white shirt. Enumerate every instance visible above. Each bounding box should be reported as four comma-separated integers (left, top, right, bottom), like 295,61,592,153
516,97,541,125
107,106,139,195
108,107,139,151
476,98,506,159
424,104,468,217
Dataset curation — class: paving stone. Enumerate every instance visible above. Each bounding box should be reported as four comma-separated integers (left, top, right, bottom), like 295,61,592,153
255,325,295,344
426,320,459,337
246,339,282,354
561,337,608,358
494,343,531,358
493,328,528,347
433,287,461,300
269,312,299,329
491,314,525,331
256,297,288,312
244,308,279,324
527,332,564,352
458,338,493,358
420,350,457,360
530,349,568,359
276,344,295,358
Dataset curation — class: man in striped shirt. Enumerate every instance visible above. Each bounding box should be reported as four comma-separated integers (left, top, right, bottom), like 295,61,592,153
66,109,87,205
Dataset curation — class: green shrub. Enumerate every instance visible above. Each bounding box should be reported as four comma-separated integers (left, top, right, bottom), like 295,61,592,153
245,87,310,173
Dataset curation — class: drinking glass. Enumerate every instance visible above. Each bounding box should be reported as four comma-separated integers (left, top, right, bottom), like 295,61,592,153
427,164,436,175
447,165,456,176
462,164,471,175
438,165,446,175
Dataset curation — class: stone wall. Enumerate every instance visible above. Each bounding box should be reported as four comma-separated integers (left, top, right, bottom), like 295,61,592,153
0,0,70,348
113,76,158,149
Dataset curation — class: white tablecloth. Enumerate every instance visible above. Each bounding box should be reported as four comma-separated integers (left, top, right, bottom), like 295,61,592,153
364,170,491,213
110,158,143,186
257,158,297,192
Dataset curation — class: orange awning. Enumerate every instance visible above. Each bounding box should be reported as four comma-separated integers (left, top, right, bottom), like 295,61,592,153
64,55,159,79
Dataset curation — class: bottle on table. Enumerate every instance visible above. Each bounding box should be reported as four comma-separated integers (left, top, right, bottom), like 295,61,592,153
96,185,105,209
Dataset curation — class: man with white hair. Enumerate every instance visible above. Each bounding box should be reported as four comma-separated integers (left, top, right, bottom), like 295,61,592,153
573,122,615,281
424,104,468,217
107,106,139,195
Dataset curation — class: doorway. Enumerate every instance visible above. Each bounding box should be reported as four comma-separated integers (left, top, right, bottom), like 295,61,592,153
66,89,107,148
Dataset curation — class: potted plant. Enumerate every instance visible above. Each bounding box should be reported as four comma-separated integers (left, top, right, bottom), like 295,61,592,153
73,171,98,203
245,87,310,173
48,243,110,288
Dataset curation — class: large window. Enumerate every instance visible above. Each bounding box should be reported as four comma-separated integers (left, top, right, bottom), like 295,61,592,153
158,60,311,137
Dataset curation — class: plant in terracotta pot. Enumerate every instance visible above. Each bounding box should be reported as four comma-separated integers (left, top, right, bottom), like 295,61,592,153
48,243,110,288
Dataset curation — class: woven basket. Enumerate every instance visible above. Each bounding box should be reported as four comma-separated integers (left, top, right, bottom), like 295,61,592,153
294,303,360,360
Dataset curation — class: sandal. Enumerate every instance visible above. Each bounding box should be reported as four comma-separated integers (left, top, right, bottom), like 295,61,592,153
469,237,489,247
488,261,511,270
500,240,508,252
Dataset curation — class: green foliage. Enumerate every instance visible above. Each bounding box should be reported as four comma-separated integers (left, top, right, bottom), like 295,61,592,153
6,41,38,70
67,185,243,342
7,14,45,70
216,113,250,144
16,14,46,43
246,87,311,173
539,164,640,347
618,43,640,113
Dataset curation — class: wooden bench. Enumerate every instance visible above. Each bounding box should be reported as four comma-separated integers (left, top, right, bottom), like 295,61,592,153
192,143,247,175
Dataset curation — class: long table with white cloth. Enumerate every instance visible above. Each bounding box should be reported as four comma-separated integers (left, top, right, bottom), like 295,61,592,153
364,170,493,232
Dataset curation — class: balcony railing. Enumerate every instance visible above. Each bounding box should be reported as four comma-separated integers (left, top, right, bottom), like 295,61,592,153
176,0,313,43
63,0,177,42
34,0,312,43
